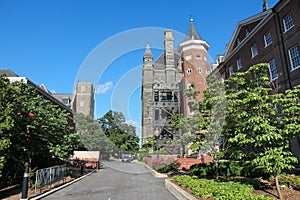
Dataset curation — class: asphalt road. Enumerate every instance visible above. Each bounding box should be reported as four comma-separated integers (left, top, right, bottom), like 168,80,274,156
41,160,177,200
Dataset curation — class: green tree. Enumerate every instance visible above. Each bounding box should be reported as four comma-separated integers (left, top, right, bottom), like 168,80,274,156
98,110,139,155
2,81,81,183
224,63,299,199
74,113,114,158
0,75,14,178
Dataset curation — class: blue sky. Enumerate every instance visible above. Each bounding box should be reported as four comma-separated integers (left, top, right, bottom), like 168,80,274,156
0,0,279,138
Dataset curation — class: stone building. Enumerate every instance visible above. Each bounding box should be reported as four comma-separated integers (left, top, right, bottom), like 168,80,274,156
53,82,95,117
141,19,209,147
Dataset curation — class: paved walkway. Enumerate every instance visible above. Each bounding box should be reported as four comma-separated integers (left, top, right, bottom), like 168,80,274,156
41,160,177,200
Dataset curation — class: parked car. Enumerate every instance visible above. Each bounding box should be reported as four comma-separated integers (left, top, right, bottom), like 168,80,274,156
121,154,131,162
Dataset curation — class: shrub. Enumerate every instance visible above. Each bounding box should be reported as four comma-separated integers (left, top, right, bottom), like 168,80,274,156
270,174,300,190
143,155,178,173
190,160,270,179
173,175,272,200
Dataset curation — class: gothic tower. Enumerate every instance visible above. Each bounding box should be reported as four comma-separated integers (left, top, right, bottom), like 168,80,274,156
141,31,182,148
141,42,154,144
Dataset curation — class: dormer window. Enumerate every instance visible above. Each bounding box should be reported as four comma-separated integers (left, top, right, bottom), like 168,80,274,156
246,28,250,36
237,37,241,46
283,13,294,33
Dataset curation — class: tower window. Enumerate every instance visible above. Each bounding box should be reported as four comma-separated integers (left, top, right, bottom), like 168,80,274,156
187,68,192,74
195,54,202,59
154,91,159,102
197,68,202,73
185,55,191,60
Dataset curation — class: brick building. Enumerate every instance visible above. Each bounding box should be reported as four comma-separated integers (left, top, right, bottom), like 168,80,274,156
208,0,300,93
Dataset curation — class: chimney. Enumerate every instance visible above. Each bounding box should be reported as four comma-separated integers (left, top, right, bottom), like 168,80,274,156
263,0,269,11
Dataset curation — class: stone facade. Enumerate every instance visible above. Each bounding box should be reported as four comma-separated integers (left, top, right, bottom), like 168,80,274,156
142,20,209,147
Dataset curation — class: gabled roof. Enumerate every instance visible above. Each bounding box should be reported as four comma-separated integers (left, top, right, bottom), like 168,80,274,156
0,69,19,77
224,9,272,59
153,49,180,70
184,18,201,41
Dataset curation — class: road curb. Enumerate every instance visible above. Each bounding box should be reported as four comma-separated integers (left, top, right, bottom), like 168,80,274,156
165,179,198,200
136,161,168,178
29,171,95,200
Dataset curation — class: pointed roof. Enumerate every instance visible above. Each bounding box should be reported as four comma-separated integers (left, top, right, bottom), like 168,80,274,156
143,42,152,57
184,18,201,41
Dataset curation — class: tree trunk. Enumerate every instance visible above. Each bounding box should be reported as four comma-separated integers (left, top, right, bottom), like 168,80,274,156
274,172,283,199
215,159,219,180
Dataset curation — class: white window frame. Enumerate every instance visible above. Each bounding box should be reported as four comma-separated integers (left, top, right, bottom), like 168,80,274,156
288,45,300,71
221,73,225,82
283,13,294,33
195,54,202,59
236,57,242,70
268,59,278,81
264,31,273,47
251,43,258,58
197,68,202,73
187,68,192,74
185,55,192,60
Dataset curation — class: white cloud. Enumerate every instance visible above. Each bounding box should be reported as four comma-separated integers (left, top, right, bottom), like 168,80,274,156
95,81,113,94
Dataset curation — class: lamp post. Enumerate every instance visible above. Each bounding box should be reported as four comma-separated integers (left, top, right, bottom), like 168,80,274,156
20,162,29,200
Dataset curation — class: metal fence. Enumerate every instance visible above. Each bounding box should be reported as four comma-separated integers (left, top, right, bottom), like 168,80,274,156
34,165,66,194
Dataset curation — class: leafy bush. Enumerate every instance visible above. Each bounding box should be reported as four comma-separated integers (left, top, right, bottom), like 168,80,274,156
143,155,178,173
173,175,272,200
270,174,300,190
190,160,270,179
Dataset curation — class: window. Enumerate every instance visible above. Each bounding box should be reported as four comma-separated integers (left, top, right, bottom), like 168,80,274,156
197,68,202,73
195,54,202,59
237,37,241,46
264,31,273,47
221,73,225,82
81,84,85,92
269,59,278,81
246,28,250,36
154,91,159,102
283,13,294,32
288,45,300,71
236,57,242,70
251,43,258,58
228,66,233,77
80,100,84,107
185,55,191,60
187,68,192,74
62,98,70,105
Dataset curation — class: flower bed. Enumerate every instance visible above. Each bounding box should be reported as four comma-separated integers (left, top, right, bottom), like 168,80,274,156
143,155,178,173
